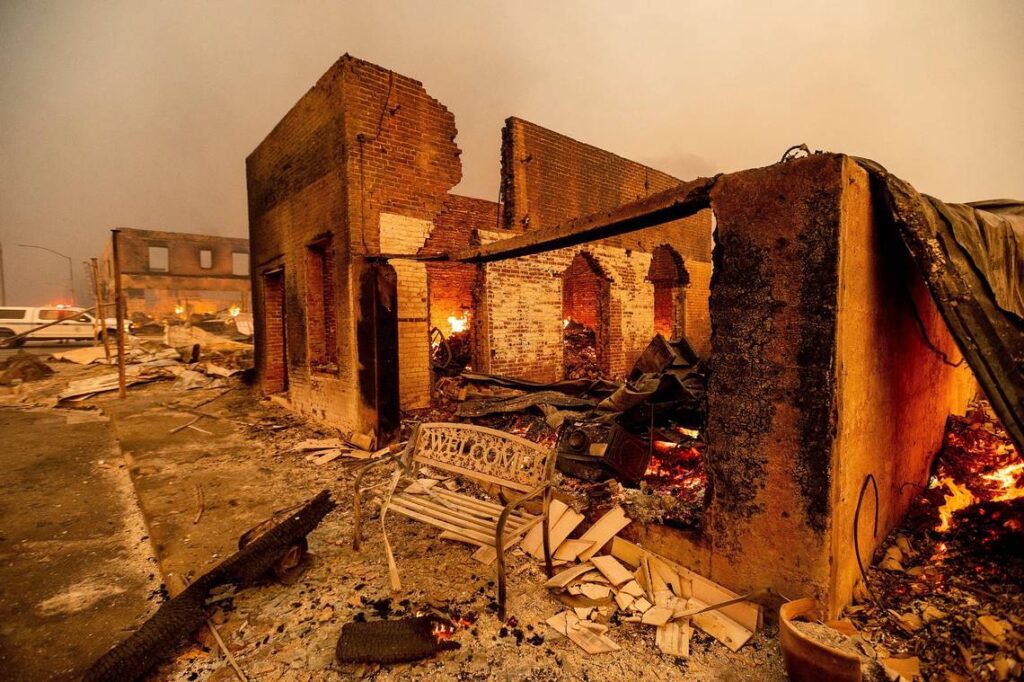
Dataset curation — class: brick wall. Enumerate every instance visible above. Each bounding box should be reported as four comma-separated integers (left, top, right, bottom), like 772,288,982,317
476,229,653,381
423,194,497,335
498,117,713,355
380,212,433,409
246,55,460,435
262,270,287,394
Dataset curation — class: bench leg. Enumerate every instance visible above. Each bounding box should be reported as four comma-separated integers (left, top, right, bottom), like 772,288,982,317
541,488,553,578
495,506,511,622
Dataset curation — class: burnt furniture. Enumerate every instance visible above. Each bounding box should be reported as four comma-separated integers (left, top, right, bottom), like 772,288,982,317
352,423,557,618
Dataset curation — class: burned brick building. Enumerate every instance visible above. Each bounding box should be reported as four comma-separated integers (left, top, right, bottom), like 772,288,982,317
247,55,991,617
246,55,712,429
99,228,251,320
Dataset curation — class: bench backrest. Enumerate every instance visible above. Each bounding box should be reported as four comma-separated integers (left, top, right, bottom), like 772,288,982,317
405,422,555,493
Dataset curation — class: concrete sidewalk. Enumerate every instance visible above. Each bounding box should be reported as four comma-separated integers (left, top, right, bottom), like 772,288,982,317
0,407,160,681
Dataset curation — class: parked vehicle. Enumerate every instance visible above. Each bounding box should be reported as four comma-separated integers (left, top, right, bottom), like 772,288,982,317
0,306,128,347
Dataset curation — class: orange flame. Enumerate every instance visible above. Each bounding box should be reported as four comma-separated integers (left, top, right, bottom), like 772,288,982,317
448,312,469,334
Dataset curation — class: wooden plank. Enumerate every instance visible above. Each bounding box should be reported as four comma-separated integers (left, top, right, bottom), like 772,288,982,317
579,583,611,600
531,508,584,560
470,515,542,565
610,537,760,633
521,499,568,556
641,605,673,627
656,620,691,658
576,506,631,561
430,488,532,520
544,563,596,589
589,555,633,587
553,539,594,562
620,580,645,598
614,591,635,611
391,494,533,532
687,598,752,652
387,503,497,546
566,622,621,654
312,449,344,465
389,497,506,535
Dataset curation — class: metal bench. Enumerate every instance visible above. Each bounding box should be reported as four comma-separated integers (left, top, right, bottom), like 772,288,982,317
353,423,557,619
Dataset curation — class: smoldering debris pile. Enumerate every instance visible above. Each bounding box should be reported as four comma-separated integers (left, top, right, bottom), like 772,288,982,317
421,334,709,528
563,319,601,380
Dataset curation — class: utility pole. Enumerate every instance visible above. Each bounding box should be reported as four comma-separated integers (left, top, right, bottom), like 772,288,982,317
0,242,6,305
89,258,111,361
112,230,126,399
18,243,75,305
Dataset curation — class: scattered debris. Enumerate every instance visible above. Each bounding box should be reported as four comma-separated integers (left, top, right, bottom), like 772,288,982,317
82,490,335,682
0,351,54,385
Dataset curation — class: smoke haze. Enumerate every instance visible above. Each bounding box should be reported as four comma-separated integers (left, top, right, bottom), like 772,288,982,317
1,0,1021,304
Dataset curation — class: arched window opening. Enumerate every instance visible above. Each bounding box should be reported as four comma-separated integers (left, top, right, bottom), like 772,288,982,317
561,252,612,379
647,245,689,339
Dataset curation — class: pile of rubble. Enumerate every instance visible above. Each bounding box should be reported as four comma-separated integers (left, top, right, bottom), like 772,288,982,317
0,351,54,386
46,328,253,403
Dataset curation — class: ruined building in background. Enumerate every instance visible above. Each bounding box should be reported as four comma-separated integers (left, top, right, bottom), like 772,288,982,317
99,228,252,321
246,55,712,437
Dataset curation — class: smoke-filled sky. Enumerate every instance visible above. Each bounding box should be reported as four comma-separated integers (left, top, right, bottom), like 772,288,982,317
1,1,1021,306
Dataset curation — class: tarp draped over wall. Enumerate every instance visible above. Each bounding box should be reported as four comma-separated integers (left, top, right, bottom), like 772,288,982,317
857,158,1024,454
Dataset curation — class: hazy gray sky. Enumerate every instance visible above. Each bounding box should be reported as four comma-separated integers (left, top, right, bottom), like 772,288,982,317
1,0,1021,305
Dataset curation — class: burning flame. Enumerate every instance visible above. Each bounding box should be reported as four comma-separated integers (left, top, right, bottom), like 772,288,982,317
432,621,456,642
174,305,185,315
936,478,975,532
448,312,469,334
228,305,241,317
983,462,1024,493
935,462,1024,532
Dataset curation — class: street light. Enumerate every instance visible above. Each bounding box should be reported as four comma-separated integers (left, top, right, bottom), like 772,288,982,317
18,243,75,305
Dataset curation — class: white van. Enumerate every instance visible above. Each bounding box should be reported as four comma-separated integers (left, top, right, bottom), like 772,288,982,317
0,306,125,347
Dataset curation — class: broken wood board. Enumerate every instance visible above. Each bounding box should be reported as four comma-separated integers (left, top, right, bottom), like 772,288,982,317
656,620,691,658
404,478,439,495
553,539,594,562
520,499,568,556
547,611,620,654
576,506,631,561
469,523,538,565
544,563,596,589
578,583,611,601
610,537,760,633
311,449,344,465
685,598,752,652
589,555,633,587
531,507,584,560
641,605,673,627
292,438,346,452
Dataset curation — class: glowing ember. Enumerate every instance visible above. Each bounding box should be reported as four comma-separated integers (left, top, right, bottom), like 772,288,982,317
447,312,469,334
562,318,570,328
228,305,241,317
174,305,185,315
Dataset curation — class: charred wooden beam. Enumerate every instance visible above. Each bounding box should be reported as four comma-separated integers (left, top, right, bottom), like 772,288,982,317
452,176,717,264
82,490,335,682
